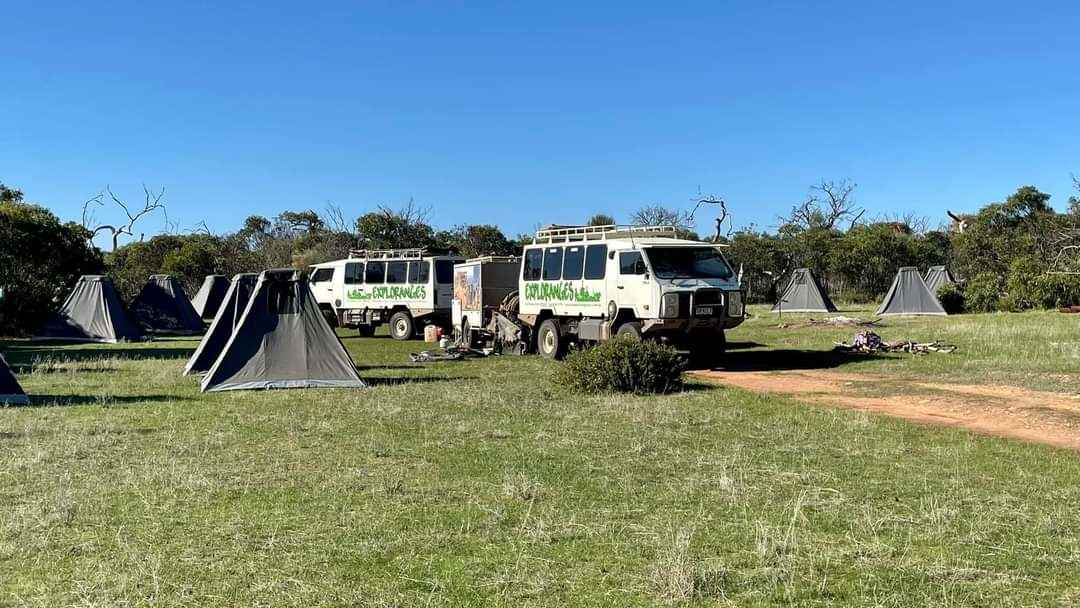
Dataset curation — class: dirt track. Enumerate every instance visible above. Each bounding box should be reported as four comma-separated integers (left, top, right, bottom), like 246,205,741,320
690,370,1080,450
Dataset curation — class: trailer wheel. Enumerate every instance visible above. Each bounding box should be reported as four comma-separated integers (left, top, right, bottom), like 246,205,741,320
389,312,414,341
536,319,564,359
615,321,643,341
356,324,376,337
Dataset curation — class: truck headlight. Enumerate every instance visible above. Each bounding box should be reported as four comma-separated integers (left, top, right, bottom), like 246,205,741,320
661,292,680,318
727,291,744,317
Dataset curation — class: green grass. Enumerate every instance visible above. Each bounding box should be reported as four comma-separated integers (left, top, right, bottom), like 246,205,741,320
2,312,1079,606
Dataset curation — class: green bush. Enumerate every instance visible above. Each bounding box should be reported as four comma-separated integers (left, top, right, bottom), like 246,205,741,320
935,283,965,314
558,337,684,395
964,273,1002,313
1033,273,1080,308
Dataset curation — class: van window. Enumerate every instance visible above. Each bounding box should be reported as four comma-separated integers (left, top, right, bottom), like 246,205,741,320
365,261,386,283
387,261,408,284
408,261,430,284
619,251,647,275
542,247,563,281
344,262,363,284
584,245,607,280
435,260,456,284
311,267,335,283
523,249,543,281
562,246,584,280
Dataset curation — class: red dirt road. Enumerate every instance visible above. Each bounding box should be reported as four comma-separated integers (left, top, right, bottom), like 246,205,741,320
690,370,1080,450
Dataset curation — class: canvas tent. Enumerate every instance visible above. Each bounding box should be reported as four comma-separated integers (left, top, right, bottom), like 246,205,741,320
772,268,837,313
191,275,230,320
130,275,204,335
876,267,947,316
201,269,366,392
34,275,143,343
184,273,258,376
0,354,28,405
924,266,957,295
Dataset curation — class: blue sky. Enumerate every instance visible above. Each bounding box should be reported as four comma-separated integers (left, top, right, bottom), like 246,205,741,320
4,2,1079,244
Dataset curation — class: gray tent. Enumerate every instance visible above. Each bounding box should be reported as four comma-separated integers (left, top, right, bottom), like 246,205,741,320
34,275,144,343
772,268,837,313
191,275,230,320
876,267,947,316
201,269,366,392
924,265,957,295
130,275,204,335
184,273,258,376
0,354,28,405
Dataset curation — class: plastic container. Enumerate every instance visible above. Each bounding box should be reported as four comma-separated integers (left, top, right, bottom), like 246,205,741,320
424,325,439,343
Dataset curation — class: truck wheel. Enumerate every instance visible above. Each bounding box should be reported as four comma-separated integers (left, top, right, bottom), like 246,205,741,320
615,321,643,341
536,319,564,359
389,312,414,341
356,324,376,337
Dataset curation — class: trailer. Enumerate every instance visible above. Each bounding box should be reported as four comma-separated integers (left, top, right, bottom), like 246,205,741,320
452,256,528,352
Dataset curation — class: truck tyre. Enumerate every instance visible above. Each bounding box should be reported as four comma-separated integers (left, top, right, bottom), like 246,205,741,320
389,312,414,341
356,324,376,337
615,321,643,341
536,319,564,359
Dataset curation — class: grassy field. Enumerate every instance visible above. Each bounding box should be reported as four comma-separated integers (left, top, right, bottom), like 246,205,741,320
2,308,1079,606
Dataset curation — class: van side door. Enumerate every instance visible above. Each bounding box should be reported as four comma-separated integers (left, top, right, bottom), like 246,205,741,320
614,249,651,319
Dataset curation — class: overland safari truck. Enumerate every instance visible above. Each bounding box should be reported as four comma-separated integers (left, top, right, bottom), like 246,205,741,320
517,224,745,358
309,248,464,339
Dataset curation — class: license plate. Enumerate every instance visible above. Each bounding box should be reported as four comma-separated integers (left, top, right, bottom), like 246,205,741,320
695,306,713,316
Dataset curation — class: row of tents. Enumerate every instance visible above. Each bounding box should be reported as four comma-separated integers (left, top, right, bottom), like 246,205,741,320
35,274,232,343
1,270,366,402
773,265,958,316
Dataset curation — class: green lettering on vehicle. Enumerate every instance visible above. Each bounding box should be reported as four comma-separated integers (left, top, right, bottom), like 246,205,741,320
524,282,602,304
347,285,427,301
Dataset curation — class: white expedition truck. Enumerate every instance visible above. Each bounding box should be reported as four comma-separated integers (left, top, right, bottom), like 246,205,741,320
518,225,745,358
309,248,464,339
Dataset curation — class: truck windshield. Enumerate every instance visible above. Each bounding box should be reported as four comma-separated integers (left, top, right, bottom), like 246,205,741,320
644,247,734,280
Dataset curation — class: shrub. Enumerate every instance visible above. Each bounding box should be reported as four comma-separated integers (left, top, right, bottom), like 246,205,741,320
935,283,965,314
964,273,1002,313
1033,273,1080,308
558,337,684,395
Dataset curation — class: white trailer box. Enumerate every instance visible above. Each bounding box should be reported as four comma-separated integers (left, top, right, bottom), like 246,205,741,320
452,257,520,341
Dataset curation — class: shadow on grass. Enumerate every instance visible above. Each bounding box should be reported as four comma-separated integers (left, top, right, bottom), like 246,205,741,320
686,348,885,372
355,364,422,372
13,394,192,408
10,364,120,375
725,341,766,350
361,376,466,387
4,346,194,363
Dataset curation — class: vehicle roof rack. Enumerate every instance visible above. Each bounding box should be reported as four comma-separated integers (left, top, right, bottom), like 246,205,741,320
532,224,678,244
348,246,459,260
465,255,520,264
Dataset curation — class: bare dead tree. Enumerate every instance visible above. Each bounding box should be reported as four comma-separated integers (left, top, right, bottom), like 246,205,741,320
782,179,863,231
82,185,167,250
689,192,733,241
323,201,353,233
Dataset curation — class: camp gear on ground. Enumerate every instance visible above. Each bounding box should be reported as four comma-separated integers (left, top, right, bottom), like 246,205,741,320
184,273,258,376
0,354,28,405
130,275,205,335
200,269,366,392
834,330,956,355
772,268,837,313
924,266,958,295
409,346,491,362
191,275,230,320
34,275,144,343
875,267,947,316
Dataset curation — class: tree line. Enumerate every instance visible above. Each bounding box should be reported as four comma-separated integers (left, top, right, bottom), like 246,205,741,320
2,178,1079,335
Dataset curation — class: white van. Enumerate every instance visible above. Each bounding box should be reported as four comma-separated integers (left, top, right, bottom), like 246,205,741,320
517,225,745,358
309,248,464,339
